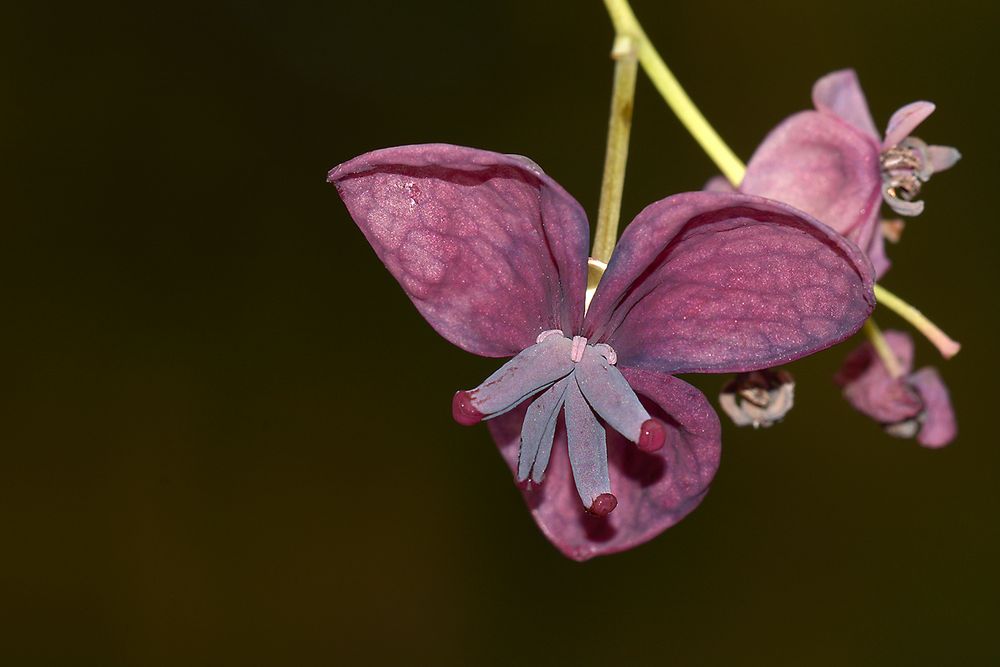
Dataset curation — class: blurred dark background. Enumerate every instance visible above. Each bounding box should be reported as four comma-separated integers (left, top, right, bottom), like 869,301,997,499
3,0,998,664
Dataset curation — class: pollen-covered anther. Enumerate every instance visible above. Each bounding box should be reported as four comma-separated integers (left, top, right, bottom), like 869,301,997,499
879,137,934,214
880,142,924,174
589,493,618,517
638,418,666,452
451,390,484,426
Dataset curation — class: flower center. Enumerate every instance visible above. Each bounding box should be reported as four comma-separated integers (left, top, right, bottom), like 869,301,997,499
451,331,666,516
879,137,932,215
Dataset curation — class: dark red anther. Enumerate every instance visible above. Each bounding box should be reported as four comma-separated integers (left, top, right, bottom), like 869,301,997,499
451,390,484,426
589,493,618,517
638,418,666,452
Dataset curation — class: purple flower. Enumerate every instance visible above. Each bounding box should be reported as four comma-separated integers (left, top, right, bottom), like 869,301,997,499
330,143,875,560
716,69,959,279
835,330,956,447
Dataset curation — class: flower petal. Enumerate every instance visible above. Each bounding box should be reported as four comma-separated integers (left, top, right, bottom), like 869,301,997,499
486,372,720,561
811,69,879,138
564,378,613,512
329,144,589,357
740,111,882,243
575,346,650,443
518,376,571,482
584,192,875,375
909,368,957,448
883,102,935,149
927,145,962,174
461,334,574,418
835,330,922,425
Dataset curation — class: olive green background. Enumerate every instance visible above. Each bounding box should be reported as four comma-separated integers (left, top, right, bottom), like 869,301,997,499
4,1,998,664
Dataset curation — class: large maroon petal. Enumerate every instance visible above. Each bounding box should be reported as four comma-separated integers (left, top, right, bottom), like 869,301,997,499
329,144,589,357
909,368,957,448
740,111,882,243
812,69,879,138
835,330,922,425
487,372,720,561
584,192,875,375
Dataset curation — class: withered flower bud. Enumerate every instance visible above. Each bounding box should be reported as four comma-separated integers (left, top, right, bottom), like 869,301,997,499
719,369,795,428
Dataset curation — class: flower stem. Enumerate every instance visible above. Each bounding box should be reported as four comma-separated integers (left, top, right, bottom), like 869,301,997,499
863,319,904,378
874,284,961,359
592,34,638,266
602,0,746,186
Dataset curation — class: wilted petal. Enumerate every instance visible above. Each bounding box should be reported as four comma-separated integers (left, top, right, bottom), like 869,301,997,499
718,369,795,428
883,102,935,149
812,69,879,138
487,372,720,561
835,330,922,425
909,368,957,448
740,111,882,243
584,192,875,375
330,144,589,357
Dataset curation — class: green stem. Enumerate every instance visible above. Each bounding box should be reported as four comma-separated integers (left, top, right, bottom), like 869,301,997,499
863,319,903,378
874,284,961,359
602,0,746,186
591,34,638,266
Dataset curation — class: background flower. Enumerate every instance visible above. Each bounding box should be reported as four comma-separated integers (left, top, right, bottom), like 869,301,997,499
738,69,959,279
835,329,957,447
